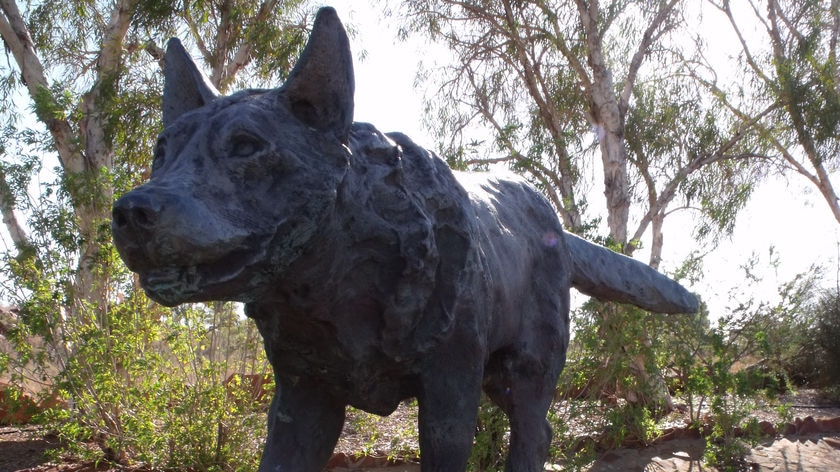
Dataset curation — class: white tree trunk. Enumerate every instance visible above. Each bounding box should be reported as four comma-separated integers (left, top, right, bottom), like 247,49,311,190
648,212,665,271
575,0,631,246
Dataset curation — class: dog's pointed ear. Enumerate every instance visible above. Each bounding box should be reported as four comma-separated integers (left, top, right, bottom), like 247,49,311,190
280,7,354,142
163,38,220,127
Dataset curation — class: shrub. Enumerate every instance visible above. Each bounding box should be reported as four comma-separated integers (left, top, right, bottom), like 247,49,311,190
767,287,840,389
812,291,840,388
468,397,508,471
1,281,272,471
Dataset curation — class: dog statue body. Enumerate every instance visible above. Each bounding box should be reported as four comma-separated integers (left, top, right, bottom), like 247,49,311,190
112,7,697,471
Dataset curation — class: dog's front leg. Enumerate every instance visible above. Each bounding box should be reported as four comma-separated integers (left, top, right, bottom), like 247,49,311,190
257,374,345,472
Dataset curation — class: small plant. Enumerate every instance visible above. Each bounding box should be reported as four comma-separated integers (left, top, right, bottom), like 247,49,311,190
703,435,748,472
701,393,755,472
774,401,793,428
467,396,508,471
601,403,659,448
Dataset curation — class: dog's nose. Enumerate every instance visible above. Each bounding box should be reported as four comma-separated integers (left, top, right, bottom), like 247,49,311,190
112,191,161,234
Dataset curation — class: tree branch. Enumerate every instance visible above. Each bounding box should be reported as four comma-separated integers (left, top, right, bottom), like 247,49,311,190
620,0,680,112
220,0,279,91
0,0,83,175
0,167,29,253
80,0,137,172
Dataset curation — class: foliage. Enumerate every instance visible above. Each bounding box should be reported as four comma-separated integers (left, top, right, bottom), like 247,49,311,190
677,258,816,398
542,252,824,468
3,273,272,470
668,313,757,470
551,300,673,459
625,78,760,249
0,157,272,469
568,300,674,410
812,291,840,387
718,252,821,394
179,0,312,92
789,289,840,388
705,0,840,223
662,254,823,469
467,397,508,471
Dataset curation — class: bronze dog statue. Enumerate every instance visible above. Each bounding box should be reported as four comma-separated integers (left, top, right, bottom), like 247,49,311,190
112,7,697,471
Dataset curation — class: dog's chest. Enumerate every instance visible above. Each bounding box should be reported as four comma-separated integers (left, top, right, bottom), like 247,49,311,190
248,300,418,414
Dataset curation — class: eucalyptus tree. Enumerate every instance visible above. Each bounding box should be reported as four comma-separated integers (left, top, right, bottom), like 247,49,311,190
705,0,840,224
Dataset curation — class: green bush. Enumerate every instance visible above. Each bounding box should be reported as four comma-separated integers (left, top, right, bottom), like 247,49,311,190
811,291,840,388
55,298,271,470
784,289,840,390
1,275,272,470
468,397,508,471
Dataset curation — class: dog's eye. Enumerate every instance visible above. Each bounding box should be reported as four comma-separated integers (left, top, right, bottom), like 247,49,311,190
230,133,265,158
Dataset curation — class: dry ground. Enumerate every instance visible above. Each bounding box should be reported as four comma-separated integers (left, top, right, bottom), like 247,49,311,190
2,390,839,472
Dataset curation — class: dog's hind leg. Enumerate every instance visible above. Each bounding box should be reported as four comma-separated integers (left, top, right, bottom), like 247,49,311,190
257,374,345,472
484,339,567,472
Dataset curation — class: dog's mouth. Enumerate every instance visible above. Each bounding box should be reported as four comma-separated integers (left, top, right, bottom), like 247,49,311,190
139,248,262,306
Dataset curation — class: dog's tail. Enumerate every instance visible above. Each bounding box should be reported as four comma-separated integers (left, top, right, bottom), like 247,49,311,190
566,233,698,314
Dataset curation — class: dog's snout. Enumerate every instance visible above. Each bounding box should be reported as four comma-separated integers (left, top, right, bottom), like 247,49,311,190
112,192,161,233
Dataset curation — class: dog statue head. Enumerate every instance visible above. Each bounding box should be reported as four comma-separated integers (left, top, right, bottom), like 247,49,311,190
112,8,355,305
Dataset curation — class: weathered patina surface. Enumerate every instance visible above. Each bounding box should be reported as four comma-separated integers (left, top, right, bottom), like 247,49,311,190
112,7,697,472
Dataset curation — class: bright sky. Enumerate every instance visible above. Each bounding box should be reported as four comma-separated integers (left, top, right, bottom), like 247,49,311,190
322,0,840,318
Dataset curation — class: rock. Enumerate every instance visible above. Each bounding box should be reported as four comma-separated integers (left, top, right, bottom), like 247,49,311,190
326,453,351,468
797,416,820,435
817,417,840,433
758,420,776,436
781,422,797,435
